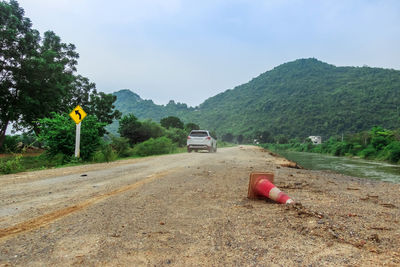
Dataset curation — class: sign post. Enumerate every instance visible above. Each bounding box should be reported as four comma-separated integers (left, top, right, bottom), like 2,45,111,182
69,105,87,158
75,122,81,158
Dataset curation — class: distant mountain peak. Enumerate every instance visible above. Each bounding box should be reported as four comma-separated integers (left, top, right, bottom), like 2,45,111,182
271,58,335,72
113,89,142,102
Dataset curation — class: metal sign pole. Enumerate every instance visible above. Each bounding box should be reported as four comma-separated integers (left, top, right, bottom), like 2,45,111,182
75,122,81,158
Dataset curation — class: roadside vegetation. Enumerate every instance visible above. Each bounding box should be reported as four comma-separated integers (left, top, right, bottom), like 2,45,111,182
0,114,221,174
262,126,400,164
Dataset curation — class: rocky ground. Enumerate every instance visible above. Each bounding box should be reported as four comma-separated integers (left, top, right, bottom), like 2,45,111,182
0,146,399,266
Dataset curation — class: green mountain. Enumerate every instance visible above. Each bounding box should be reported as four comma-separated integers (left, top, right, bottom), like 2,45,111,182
112,89,193,121
111,58,400,141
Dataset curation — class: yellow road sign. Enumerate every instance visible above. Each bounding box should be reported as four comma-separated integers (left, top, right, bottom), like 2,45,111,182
69,105,87,124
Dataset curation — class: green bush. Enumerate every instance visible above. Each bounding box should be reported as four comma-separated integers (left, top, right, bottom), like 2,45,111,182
262,126,400,164
133,137,175,156
110,136,131,157
0,135,20,153
118,116,165,145
165,128,187,147
0,154,23,174
332,142,351,156
45,153,72,166
359,145,377,159
384,141,400,163
92,144,118,162
38,113,105,160
349,144,363,155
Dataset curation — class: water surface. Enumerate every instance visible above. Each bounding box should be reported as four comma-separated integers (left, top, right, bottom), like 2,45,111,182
276,150,400,184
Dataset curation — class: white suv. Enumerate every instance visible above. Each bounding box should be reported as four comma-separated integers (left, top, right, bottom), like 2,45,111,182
187,130,217,153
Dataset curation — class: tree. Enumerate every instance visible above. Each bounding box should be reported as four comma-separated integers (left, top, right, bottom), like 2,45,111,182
65,75,121,133
160,116,184,129
118,114,142,145
0,0,40,147
16,30,78,134
165,127,187,147
119,115,166,145
137,119,164,141
184,122,200,133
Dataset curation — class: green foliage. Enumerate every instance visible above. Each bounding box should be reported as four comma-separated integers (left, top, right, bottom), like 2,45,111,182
0,154,22,174
38,113,105,160
65,75,121,135
0,135,20,153
359,145,377,159
185,122,200,133
1,0,40,147
44,153,73,166
92,144,117,163
160,116,184,129
263,126,400,164
132,137,175,156
16,30,79,135
165,128,187,147
110,136,131,157
384,141,400,163
138,120,165,140
118,115,164,145
275,134,289,144
0,133,40,153
118,114,142,145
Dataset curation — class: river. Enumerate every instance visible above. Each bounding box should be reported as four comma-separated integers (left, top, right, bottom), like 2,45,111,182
275,150,400,184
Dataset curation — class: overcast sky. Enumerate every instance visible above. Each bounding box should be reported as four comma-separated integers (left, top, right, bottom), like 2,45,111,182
17,0,400,107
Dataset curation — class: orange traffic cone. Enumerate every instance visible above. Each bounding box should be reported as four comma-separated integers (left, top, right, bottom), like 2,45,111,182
247,172,294,204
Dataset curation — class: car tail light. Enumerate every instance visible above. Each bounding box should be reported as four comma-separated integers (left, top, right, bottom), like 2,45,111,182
206,136,211,140
187,136,191,139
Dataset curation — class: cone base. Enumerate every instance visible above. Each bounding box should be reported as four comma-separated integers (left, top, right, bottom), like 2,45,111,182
247,172,274,199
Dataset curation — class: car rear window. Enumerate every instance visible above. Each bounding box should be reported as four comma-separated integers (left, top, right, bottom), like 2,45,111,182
190,131,208,137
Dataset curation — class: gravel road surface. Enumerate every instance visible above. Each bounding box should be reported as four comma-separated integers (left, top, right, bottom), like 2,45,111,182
1,146,399,266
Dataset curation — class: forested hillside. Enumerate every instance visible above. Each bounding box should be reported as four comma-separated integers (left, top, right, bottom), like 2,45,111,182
112,89,193,121
112,58,400,141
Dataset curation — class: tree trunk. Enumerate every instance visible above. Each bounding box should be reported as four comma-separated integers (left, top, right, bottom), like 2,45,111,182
0,120,10,149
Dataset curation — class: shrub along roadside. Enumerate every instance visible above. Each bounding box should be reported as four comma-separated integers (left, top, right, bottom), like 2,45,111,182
38,113,106,160
132,137,175,157
262,126,400,164
0,154,23,174
1,113,220,174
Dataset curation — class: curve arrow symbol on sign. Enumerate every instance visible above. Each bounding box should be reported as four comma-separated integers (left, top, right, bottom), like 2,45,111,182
75,110,81,120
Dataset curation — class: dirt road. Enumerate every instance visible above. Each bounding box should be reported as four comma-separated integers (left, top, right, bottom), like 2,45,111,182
1,146,399,266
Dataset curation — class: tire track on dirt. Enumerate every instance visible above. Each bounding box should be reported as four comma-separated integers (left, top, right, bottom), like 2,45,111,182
0,168,179,241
